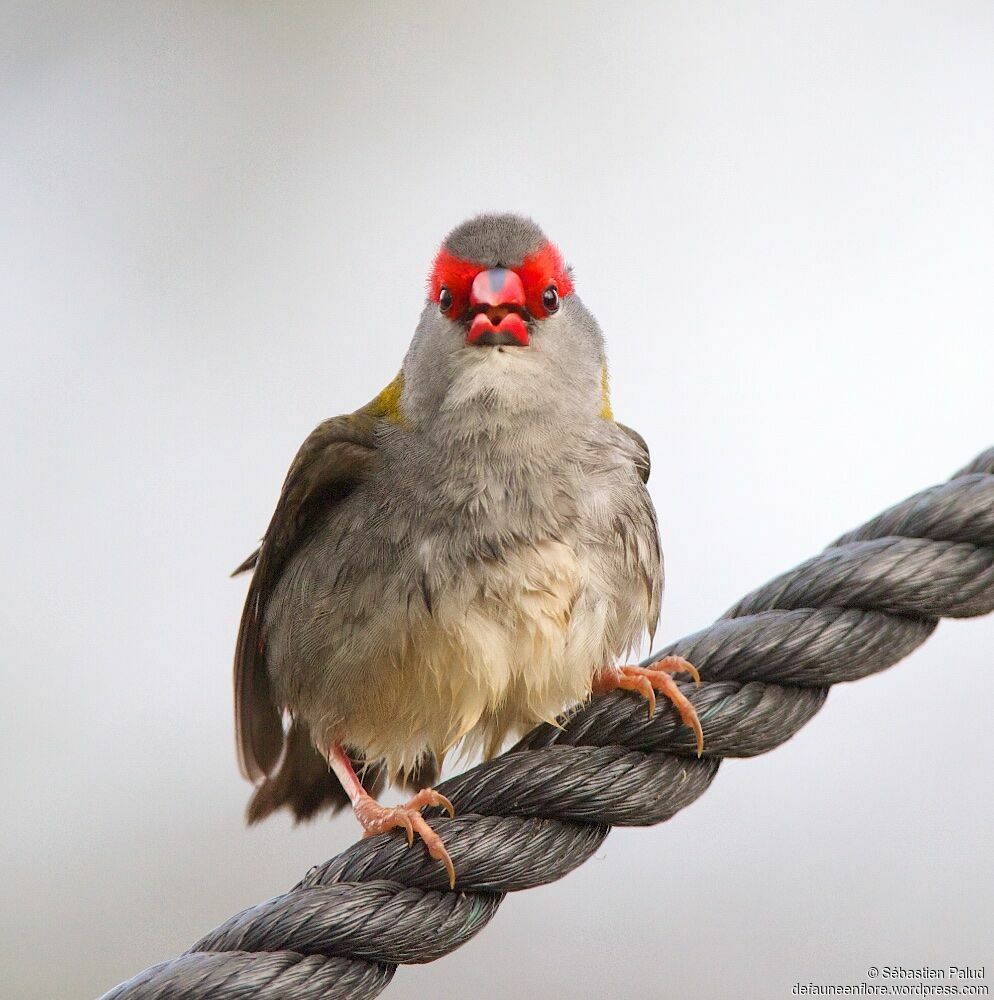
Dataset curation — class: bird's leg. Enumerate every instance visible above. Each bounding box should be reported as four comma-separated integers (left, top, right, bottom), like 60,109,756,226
592,656,704,756
327,744,457,888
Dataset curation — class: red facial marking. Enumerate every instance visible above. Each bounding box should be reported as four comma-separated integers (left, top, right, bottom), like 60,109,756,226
516,242,573,318
429,247,480,320
428,240,573,322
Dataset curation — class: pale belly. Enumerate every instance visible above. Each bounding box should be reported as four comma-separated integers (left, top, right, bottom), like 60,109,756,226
331,538,618,777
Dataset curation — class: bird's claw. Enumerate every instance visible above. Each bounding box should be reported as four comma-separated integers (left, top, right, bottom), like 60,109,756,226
407,787,456,818
593,656,705,756
354,789,457,888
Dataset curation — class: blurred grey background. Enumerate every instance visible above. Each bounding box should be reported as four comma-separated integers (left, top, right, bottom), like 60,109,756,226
3,3,993,998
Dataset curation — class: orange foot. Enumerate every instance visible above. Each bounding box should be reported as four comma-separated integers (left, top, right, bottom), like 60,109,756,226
593,656,704,756
353,788,457,888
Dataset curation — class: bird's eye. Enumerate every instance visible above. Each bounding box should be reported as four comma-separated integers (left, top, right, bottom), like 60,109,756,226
542,286,560,314
439,287,453,313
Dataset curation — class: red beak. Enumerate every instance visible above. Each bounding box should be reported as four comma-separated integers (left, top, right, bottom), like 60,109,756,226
466,268,530,347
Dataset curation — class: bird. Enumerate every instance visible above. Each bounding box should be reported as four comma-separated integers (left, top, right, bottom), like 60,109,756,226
232,213,702,887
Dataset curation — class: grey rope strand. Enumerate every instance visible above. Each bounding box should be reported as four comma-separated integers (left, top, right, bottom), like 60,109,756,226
101,446,994,1000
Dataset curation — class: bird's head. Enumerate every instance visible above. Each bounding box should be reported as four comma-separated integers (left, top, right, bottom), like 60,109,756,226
430,215,573,349
401,213,609,427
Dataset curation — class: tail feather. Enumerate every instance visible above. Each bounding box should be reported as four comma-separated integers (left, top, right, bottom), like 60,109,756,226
246,722,384,824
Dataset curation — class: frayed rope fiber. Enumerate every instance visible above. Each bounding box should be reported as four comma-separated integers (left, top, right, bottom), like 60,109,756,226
101,447,994,1000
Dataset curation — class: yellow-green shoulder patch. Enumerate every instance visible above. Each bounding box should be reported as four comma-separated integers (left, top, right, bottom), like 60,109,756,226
599,362,613,420
370,372,405,425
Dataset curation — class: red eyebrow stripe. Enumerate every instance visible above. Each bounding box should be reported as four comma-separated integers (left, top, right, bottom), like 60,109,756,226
428,248,481,301
517,242,573,314
428,240,573,319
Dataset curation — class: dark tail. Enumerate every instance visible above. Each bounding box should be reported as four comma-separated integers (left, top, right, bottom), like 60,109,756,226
246,721,383,824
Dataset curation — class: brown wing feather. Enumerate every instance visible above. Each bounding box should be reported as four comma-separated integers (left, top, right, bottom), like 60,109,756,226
233,389,394,783
617,422,651,483
615,421,660,637
231,548,259,577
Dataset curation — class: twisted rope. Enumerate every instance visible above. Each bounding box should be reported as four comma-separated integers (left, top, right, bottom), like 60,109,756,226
102,447,994,1000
